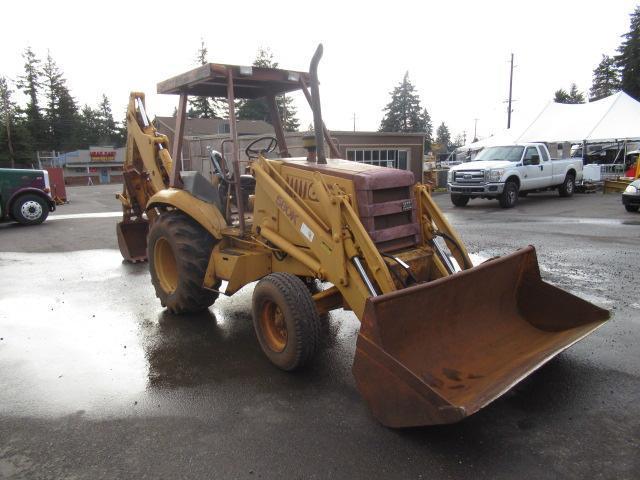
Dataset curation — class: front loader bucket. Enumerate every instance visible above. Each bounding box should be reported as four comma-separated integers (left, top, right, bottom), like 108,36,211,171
353,246,609,428
116,220,149,262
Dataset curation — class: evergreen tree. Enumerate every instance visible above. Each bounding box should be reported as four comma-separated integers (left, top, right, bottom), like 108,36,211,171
435,122,452,151
187,40,220,119
554,83,585,104
237,48,300,131
590,55,621,101
568,83,585,103
554,88,570,103
0,76,17,167
617,6,640,100
77,105,100,147
97,94,118,145
41,51,79,151
16,46,45,151
379,72,428,133
420,108,433,152
0,76,35,166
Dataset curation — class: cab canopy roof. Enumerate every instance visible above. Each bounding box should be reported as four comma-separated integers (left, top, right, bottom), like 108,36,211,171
157,63,310,99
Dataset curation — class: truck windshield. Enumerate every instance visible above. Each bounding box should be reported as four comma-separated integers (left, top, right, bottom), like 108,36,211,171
473,146,524,162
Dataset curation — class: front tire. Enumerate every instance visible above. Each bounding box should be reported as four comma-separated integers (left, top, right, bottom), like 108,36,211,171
450,194,469,207
12,194,49,225
499,181,519,208
148,211,219,314
559,174,575,197
252,273,320,371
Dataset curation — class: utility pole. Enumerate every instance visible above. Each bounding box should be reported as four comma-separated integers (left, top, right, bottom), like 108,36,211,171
473,118,479,141
353,112,356,132
507,53,514,129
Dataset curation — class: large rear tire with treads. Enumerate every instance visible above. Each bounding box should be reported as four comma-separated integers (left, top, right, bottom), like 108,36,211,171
148,211,218,314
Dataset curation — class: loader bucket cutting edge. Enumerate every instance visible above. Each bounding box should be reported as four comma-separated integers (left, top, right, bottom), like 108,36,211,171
352,245,610,428
116,220,149,262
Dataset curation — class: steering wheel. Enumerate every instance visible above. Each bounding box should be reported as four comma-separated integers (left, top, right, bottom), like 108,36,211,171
245,136,278,160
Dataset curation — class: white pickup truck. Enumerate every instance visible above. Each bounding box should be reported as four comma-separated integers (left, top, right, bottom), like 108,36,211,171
447,143,583,208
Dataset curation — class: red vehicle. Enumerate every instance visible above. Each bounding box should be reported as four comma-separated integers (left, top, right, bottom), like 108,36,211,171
0,168,56,225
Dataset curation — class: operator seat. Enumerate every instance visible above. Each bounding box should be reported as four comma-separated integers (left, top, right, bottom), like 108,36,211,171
210,150,256,208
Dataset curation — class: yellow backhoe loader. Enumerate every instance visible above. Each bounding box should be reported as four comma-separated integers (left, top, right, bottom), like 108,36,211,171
116,45,609,427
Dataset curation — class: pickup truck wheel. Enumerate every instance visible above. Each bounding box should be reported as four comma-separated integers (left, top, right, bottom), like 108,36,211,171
450,194,469,207
12,194,49,225
252,273,320,371
558,174,575,197
625,204,639,212
148,211,219,314
499,181,519,208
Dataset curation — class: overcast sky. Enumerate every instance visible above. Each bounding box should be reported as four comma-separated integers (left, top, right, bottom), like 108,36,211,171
1,0,637,141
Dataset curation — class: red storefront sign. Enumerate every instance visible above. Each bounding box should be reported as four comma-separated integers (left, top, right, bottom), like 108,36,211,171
89,150,116,162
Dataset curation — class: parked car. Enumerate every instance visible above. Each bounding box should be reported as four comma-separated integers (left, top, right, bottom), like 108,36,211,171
622,179,640,212
0,168,56,225
447,143,583,208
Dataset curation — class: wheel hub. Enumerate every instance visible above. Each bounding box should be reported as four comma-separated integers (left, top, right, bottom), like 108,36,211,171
154,237,178,294
260,301,288,352
21,200,42,221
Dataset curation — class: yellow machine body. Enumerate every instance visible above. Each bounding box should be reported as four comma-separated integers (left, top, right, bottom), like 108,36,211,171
116,52,609,427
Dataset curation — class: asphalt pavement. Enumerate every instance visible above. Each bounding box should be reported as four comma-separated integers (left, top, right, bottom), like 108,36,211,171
0,184,638,479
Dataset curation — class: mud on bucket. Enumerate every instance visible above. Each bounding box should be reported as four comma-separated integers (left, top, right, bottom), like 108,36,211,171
352,245,609,428
116,220,149,262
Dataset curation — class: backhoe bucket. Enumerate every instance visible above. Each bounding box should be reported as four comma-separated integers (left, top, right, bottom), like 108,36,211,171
353,246,609,428
116,220,149,262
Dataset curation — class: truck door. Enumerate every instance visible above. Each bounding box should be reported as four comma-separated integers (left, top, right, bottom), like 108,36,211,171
521,146,546,190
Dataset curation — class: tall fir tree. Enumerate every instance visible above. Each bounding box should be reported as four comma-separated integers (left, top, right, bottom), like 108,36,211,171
77,105,100,148
617,6,640,100
420,108,433,152
41,51,79,151
435,122,452,151
237,48,300,131
590,55,621,101
187,40,220,119
379,72,429,133
16,46,45,151
0,76,34,166
553,83,585,104
97,94,118,145
0,76,17,167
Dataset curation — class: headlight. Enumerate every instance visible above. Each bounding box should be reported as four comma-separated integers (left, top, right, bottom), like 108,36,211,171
448,170,454,182
487,169,504,182
624,184,638,194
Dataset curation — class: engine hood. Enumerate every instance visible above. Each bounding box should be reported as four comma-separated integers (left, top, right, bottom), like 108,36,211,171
451,160,514,171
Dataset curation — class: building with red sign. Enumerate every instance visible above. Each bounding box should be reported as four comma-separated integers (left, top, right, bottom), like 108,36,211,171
57,146,125,185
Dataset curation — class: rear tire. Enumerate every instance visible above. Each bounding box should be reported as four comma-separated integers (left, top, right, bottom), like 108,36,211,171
12,194,49,225
625,204,639,212
148,211,219,314
559,174,575,197
252,273,320,371
499,181,519,208
450,194,469,207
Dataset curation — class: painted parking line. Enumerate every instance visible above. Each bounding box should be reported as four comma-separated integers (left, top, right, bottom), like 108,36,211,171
48,212,123,220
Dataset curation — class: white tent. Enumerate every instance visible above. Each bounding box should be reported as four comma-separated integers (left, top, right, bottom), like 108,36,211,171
458,92,640,151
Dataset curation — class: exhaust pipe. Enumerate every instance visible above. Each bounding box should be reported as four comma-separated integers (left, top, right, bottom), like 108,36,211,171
309,44,326,164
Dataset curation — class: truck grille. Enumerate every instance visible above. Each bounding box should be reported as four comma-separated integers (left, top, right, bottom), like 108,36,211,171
453,170,485,184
